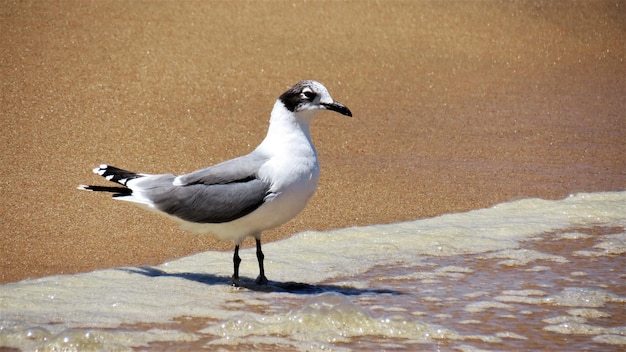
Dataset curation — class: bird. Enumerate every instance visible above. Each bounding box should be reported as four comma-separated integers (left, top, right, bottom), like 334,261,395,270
78,80,352,286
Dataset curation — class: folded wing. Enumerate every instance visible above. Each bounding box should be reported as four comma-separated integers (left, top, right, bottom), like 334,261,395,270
123,153,272,224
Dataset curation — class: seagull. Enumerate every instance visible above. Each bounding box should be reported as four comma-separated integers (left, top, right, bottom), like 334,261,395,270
78,80,352,286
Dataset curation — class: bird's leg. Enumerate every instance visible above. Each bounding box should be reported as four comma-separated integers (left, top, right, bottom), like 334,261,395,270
255,238,268,285
232,245,241,286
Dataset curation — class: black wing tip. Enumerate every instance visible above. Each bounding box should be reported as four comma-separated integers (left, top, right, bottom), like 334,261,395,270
77,184,132,196
92,164,142,186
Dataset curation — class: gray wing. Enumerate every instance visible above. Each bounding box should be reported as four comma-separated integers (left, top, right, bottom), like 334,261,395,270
174,152,269,186
134,152,272,224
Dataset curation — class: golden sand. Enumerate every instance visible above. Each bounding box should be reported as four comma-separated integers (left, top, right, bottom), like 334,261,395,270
1,1,624,283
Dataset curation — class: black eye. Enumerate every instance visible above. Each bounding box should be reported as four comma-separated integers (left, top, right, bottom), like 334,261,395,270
302,90,316,100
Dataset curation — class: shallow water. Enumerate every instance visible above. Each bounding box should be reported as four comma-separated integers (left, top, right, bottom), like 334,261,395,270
1,191,625,351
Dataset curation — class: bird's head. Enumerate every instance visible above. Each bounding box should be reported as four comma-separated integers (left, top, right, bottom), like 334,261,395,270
278,80,352,120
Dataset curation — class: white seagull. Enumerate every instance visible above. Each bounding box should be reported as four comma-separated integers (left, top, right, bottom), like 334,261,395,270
78,80,352,286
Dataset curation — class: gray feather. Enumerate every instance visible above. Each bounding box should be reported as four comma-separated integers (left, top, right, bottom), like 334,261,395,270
130,153,272,223
175,152,268,186
152,179,271,223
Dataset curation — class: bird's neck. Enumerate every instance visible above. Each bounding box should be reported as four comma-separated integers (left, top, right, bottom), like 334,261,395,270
257,100,316,156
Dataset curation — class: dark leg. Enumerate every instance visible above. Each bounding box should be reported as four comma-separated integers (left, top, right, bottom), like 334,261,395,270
232,245,241,286
255,239,268,285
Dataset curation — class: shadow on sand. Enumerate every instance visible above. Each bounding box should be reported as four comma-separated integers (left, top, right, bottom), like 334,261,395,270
121,266,402,295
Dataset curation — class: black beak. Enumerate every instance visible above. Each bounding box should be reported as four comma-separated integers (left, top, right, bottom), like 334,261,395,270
322,101,352,117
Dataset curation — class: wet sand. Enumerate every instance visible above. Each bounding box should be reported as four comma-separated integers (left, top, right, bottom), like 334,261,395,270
1,1,624,284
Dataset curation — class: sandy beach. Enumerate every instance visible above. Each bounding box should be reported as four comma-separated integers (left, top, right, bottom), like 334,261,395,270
1,0,624,284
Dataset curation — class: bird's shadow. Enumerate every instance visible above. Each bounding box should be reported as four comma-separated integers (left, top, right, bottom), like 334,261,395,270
120,266,402,295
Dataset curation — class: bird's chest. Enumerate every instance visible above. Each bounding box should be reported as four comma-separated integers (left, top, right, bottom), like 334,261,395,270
260,154,320,208
270,154,319,191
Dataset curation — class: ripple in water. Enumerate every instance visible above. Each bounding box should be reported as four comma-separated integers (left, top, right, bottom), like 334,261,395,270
1,191,625,350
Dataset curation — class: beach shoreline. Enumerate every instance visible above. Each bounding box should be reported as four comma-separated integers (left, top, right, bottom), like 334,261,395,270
1,1,624,284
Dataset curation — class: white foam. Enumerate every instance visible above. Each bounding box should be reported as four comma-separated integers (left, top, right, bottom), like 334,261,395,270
543,287,626,308
481,248,569,266
0,191,624,350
